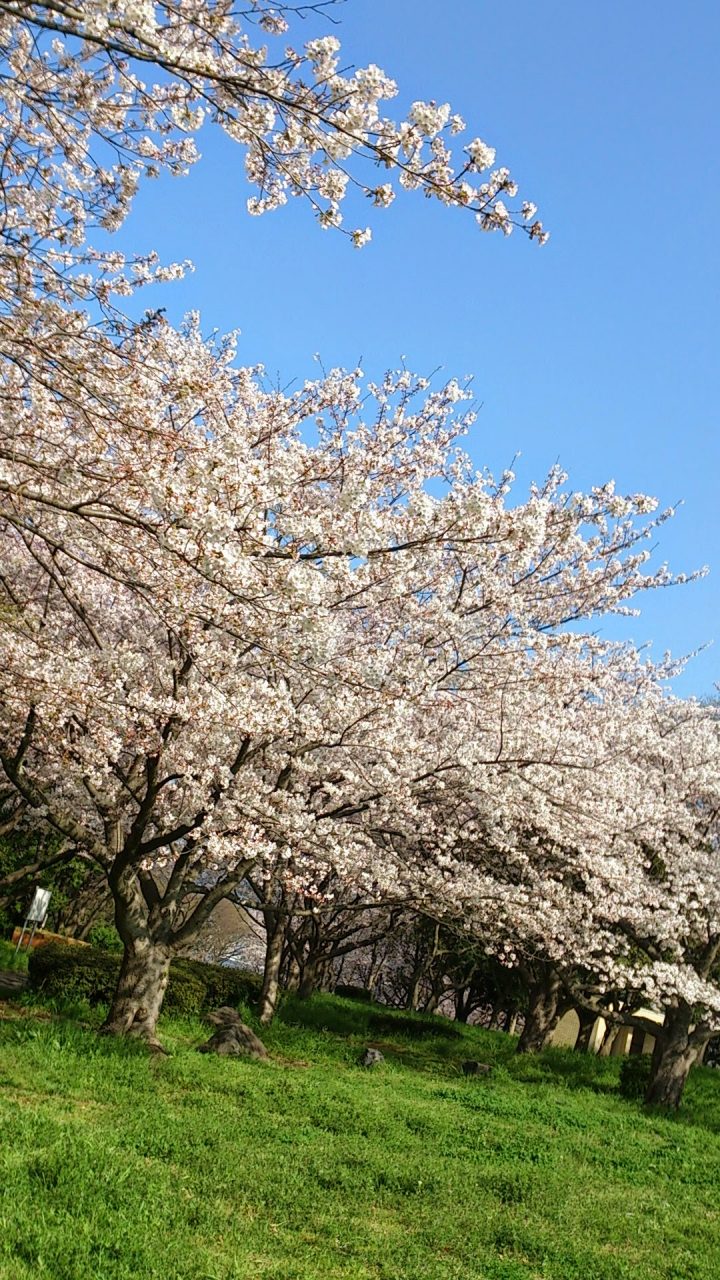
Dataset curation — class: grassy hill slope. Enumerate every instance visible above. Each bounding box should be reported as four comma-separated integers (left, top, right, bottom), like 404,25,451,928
1,989,719,1280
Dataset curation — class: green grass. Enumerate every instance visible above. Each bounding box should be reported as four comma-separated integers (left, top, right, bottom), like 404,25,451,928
0,936,29,973
1,991,719,1280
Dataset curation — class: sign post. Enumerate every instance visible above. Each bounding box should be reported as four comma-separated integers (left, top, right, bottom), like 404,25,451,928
14,887,52,954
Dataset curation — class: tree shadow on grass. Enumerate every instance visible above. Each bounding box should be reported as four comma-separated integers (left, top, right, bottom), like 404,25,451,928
0,998,149,1061
274,988,458,1039
669,1069,720,1134
277,992,463,1042
507,1046,720,1134
272,994,522,1079
508,1046,622,1097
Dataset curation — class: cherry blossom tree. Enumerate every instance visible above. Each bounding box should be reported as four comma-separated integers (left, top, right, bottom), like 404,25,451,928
588,701,720,1107
372,654,664,1036
2,5,716,1085
233,869,397,1018
540,696,720,1108
0,302,684,1045
407,675,720,1103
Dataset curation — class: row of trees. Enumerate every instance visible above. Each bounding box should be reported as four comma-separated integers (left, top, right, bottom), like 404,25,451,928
0,2,717,1110
229,682,719,1112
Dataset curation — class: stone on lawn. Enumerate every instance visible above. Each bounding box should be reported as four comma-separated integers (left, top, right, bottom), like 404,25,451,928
359,1047,385,1068
462,1060,492,1077
197,1007,268,1059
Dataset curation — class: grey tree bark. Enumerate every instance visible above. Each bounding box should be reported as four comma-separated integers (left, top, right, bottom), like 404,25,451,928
258,909,287,1024
516,970,563,1054
100,840,253,1048
102,936,172,1050
645,1001,710,1108
101,867,172,1050
297,956,321,1001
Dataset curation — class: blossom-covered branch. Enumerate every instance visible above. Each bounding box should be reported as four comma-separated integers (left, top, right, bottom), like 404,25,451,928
0,0,546,315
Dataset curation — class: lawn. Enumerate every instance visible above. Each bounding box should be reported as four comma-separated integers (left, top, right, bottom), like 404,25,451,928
0,986,719,1280
0,936,29,974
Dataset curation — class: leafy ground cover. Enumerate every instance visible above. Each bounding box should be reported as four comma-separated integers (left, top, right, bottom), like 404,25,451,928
0,990,719,1280
0,937,29,974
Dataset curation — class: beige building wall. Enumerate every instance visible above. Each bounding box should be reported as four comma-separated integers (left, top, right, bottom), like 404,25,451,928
552,1009,580,1048
550,1006,663,1054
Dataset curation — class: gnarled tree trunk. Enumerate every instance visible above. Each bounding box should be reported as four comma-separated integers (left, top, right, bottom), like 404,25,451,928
516,970,563,1054
645,1001,710,1108
102,936,171,1050
101,866,172,1050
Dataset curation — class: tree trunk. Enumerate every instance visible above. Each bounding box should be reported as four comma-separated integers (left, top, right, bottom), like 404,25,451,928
454,988,472,1023
516,971,563,1054
424,989,441,1015
101,863,172,1050
574,1007,597,1053
489,1000,505,1030
597,1021,616,1056
297,956,321,1001
284,955,301,991
101,936,171,1050
366,952,385,999
258,911,286,1024
407,971,423,1011
645,1002,709,1108
503,1007,519,1035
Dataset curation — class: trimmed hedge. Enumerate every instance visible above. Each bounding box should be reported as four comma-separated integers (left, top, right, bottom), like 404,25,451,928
334,984,373,1003
29,942,118,1006
85,924,124,954
173,958,262,1008
280,992,463,1041
166,969,208,1015
619,1054,652,1101
28,942,261,1016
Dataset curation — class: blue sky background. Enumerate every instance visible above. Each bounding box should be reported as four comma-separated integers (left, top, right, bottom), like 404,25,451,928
118,0,719,696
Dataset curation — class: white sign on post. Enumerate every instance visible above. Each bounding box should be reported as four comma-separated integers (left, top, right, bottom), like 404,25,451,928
27,887,51,925
14,886,52,954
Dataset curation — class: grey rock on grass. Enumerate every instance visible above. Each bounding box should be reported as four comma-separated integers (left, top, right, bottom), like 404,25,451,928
359,1047,385,1068
462,1060,492,1077
197,1006,268,1059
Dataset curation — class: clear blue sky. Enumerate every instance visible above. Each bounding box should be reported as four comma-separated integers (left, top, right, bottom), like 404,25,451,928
119,0,720,697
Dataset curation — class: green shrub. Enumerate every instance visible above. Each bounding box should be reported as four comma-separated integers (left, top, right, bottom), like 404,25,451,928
334,983,373,1002
173,958,261,1008
164,968,207,1015
619,1054,652,1101
28,942,118,1006
86,924,123,953
28,941,258,1017
0,938,29,973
